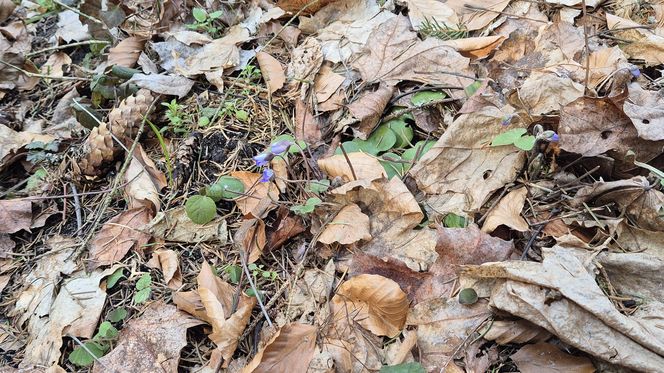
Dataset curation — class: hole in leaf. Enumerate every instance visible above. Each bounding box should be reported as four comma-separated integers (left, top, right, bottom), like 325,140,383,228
483,170,492,179
600,131,612,139
643,119,650,124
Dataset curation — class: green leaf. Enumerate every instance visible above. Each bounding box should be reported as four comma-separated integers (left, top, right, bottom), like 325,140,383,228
107,307,128,323
464,80,482,97
192,7,207,22
410,90,445,106
95,321,118,339
106,268,125,289
133,287,151,304
380,362,426,373
379,153,405,179
513,135,536,151
245,288,265,302
491,128,527,147
68,341,107,367
135,273,151,290
367,125,397,152
23,168,48,193
386,120,414,148
209,176,245,200
273,134,307,154
224,265,242,284
402,140,435,161
351,139,380,155
235,110,248,121
458,288,478,305
185,195,217,224
208,10,223,19
307,179,330,194
335,141,360,155
443,213,467,228
198,116,210,127
290,197,322,215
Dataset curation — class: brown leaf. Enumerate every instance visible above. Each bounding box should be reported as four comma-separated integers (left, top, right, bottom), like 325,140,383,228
483,319,551,345
482,187,529,233
108,36,146,68
353,16,474,89
606,13,664,66
230,171,279,218
406,0,457,29
0,0,16,23
235,218,266,263
318,152,386,182
242,322,318,373
146,249,182,290
331,274,409,337
0,123,55,170
442,36,506,59
209,294,256,365
0,199,32,234
314,63,345,104
623,82,664,141
511,343,595,373
128,73,195,98
295,98,323,144
318,204,371,245
40,52,71,80
445,0,510,31
182,26,249,76
276,0,336,14
256,51,285,95
174,261,235,326
146,207,228,243
93,302,202,373
266,207,306,251
88,207,152,269
124,146,164,212
345,84,395,138
510,72,584,115
287,36,323,97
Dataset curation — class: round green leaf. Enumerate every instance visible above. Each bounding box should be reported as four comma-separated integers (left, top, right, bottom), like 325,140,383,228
69,341,107,367
458,288,478,305
351,139,380,155
411,90,445,106
214,176,245,199
386,120,414,148
273,134,307,154
107,307,128,323
402,140,435,161
514,135,536,151
335,141,361,155
185,195,217,224
491,128,527,146
380,362,426,373
367,125,397,152
192,7,207,22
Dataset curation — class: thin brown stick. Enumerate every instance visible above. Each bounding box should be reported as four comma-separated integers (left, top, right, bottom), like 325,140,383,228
338,143,358,181
582,0,591,93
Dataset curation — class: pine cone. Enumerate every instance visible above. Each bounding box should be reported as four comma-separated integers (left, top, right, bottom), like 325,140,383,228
77,89,154,176
172,132,202,186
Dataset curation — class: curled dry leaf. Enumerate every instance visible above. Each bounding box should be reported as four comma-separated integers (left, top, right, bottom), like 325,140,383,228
242,322,318,373
128,73,195,98
108,36,146,68
231,171,279,218
511,342,595,373
331,274,409,338
235,217,266,263
622,82,664,141
266,207,306,251
93,302,202,373
318,152,386,182
124,150,163,212
295,98,323,144
88,207,152,269
482,187,529,233
344,84,395,137
483,319,551,345
511,72,584,115
256,51,285,95
147,249,182,290
174,261,235,323
442,36,506,59
209,294,256,365
0,199,32,234
318,204,371,245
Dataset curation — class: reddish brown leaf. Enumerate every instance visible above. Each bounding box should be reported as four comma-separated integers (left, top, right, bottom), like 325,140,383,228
511,343,595,373
295,98,323,144
266,207,305,251
243,323,318,372
108,37,146,68
88,207,152,269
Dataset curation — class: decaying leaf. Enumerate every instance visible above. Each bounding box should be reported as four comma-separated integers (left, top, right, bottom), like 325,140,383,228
88,207,152,269
147,249,182,289
0,199,32,234
146,207,228,243
331,274,408,338
127,73,195,98
40,53,71,80
242,323,318,373
318,152,386,182
231,171,279,218
482,187,529,233
622,82,664,141
483,319,551,345
318,204,371,245
124,146,165,212
256,51,285,95
93,302,202,372
107,36,145,68
511,342,596,373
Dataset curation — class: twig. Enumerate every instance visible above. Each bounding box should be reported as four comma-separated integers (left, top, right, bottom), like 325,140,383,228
0,59,90,81
338,143,357,181
27,40,110,57
68,334,109,369
240,233,273,327
582,0,591,93
70,183,83,235
463,4,549,24
52,0,103,24
521,208,560,260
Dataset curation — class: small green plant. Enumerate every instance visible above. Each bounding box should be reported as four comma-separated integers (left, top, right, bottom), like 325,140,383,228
68,321,119,367
491,128,536,151
133,273,152,304
418,17,468,40
187,8,224,36
239,64,262,83
185,175,245,225
443,213,468,228
306,179,331,195
291,197,322,215
380,362,426,373
106,268,125,289
107,307,128,323
161,99,190,134
25,140,60,165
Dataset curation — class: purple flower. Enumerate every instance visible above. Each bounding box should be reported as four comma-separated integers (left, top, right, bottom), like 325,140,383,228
270,140,292,155
260,168,274,182
550,133,559,142
629,66,641,78
253,152,274,167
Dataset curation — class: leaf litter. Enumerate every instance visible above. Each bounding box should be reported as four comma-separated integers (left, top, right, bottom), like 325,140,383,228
1,0,664,372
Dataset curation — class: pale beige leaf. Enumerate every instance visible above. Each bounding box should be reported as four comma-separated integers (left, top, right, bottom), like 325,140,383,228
511,343,595,373
331,274,408,337
231,171,279,218
54,10,90,42
0,0,16,23
243,323,318,373
128,73,195,98
345,84,395,138
93,302,202,373
210,295,256,363
446,0,510,30
314,64,345,103
124,155,161,211
88,207,152,269
483,320,551,345
623,82,664,141
182,26,249,76
0,199,32,234
0,124,55,170
256,51,285,95
146,207,228,243
513,72,584,115
482,187,529,233
406,0,457,29
353,16,474,89
108,36,145,68
319,204,371,245
606,13,664,66
40,52,71,80
318,152,386,182
147,249,182,289
442,36,506,59
235,218,266,263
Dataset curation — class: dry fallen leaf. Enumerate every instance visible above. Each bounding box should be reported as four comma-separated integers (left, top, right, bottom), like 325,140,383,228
208,294,256,365
93,302,202,373
0,199,32,234
344,84,395,137
242,322,318,373
40,52,71,80
318,152,386,182
124,148,163,212
606,13,664,66
442,35,506,59
318,204,371,245
128,73,195,98
147,249,182,290
511,342,596,373
331,274,409,338
108,36,146,68
0,0,16,23
146,207,228,243
256,51,285,95
483,319,551,345
482,187,530,233
266,206,306,251
231,171,280,218
622,82,664,141
0,124,55,170
88,207,152,269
